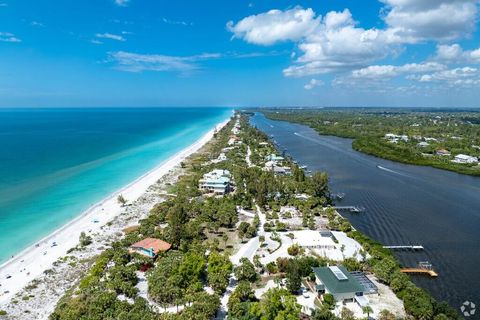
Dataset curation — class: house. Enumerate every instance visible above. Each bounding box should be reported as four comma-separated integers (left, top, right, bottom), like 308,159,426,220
312,266,365,304
265,154,284,162
199,169,232,194
424,137,438,142
417,142,429,148
274,166,291,175
384,133,407,143
258,142,269,147
228,135,242,146
263,160,291,175
129,238,171,258
436,149,451,156
453,154,479,164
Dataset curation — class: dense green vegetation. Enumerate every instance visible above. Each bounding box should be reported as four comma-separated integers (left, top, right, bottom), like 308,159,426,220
262,108,480,176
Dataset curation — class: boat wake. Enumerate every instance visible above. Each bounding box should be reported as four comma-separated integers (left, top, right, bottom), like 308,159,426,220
376,165,411,178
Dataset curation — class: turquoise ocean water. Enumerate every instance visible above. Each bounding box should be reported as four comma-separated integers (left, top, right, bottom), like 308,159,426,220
0,107,232,263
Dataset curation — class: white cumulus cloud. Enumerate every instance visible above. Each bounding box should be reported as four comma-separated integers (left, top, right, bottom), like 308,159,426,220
381,0,478,43
228,1,479,80
434,43,480,64
227,7,319,45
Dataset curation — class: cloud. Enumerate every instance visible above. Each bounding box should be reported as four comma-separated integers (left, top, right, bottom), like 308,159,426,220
228,7,399,77
114,0,129,7
349,62,446,80
415,67,480,86
228,2,479,79
96,33,126,42
434,43,480,64
90,39,103,45
304,78,324,90
108,51,279,74
108,51,222,74
380,0,478,43
0,32,21,43
227,7,320,45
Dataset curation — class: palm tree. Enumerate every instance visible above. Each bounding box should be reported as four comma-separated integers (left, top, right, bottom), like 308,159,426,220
362,305,373,319
117,194,127,207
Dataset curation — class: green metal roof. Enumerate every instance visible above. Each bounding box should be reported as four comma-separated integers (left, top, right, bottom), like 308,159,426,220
312,266,364,295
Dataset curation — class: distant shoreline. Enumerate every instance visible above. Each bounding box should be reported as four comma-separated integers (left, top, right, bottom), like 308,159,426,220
0,116,230,304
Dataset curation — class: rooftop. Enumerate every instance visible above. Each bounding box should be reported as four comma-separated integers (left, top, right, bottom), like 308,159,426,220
130,238,171,255
312,265,364,295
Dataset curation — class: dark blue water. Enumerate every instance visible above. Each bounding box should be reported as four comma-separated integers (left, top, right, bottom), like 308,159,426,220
0,107,231,262
251,112,480,311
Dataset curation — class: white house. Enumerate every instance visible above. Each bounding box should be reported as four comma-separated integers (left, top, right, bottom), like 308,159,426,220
417,142,429,148
199,169,232,195
453,154,478,164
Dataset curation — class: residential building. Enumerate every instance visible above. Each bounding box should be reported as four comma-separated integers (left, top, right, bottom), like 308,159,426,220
199,169,232,194
417,142,429,148
453,154,479,164
265,154,284,162
129,238,171,258
436,149,451,156
312,265,365,304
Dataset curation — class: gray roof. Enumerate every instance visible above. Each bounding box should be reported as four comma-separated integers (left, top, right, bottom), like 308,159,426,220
312,266,364,295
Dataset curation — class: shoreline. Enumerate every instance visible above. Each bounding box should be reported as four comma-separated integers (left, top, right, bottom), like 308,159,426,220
0,117,230,305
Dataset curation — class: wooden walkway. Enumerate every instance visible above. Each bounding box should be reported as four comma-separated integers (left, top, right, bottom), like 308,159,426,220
400,268,438,277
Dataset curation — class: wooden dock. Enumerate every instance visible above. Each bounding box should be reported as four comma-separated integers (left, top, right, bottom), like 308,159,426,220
333,206,365,213
401,261,438,277
400,268,438,277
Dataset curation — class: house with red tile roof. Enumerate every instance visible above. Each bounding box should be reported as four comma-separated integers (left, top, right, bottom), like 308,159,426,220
129,238,171,258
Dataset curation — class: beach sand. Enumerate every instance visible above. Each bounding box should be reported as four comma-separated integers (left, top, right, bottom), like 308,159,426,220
0,118,229,318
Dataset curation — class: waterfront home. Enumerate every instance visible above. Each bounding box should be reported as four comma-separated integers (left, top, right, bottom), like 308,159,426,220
258,142,269,147
384,133,408,143
199,169,232,194
263,160,291,175
417,142,429,148
436,149,451,156
265,154,284,162
453,154,479,164
312,266,366,305
129,238,171,258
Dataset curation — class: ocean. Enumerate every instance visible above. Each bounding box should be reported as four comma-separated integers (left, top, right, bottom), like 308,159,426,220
0,107,231,263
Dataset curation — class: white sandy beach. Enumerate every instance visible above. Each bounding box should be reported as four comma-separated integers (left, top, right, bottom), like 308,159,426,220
0,117,230,310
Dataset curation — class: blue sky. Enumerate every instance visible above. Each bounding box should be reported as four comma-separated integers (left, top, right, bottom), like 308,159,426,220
1,0,480,108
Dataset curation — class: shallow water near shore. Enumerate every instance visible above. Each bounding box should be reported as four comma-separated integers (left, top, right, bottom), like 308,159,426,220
251,112,480,311
0,107,231,263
